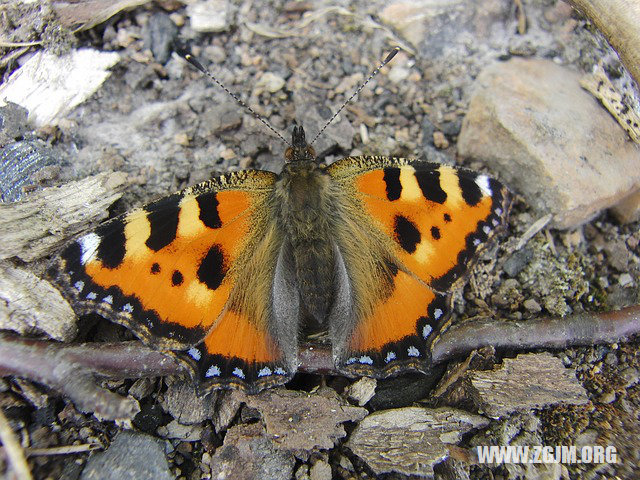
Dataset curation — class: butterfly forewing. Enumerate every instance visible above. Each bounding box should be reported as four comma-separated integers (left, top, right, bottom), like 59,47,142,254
327,156,510,376
51,169,297,391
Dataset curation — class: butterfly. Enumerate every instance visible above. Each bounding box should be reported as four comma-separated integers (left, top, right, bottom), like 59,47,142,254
49,50,510,393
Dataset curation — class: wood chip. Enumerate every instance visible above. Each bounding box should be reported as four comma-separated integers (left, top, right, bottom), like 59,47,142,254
0,49,120,127
0,172,127,262
160,379,217,425
208,422,295,480
347,406,489,477
242,387,367,458
468,353,588,418
344,377,377,406
580,65,640,144
0,262,76,341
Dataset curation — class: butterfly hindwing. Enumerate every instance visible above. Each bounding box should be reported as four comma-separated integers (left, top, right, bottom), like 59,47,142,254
327,156,510,376
50,169,296,392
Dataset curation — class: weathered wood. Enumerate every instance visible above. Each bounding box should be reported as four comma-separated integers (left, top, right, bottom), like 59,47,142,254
242,388,367,459
567,0,640,88
0,172,127,261
436,353,589,419
347,406,489,477
0,262,76,341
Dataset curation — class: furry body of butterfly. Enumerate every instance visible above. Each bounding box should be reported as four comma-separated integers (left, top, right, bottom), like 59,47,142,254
51,125,510,392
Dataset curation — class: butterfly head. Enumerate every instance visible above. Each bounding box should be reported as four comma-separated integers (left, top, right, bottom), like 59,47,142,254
284,125,316,163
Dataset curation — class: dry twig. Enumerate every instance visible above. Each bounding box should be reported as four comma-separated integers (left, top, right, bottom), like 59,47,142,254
0,407,32,480
0,305,638,416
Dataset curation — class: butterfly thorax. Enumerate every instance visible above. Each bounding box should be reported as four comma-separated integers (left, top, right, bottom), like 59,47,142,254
275,158,337,329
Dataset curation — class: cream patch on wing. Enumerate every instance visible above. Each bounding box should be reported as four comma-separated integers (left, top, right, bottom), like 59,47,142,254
398,166,422,202
123,209,152,260
438,166,464,209
178,197,206,238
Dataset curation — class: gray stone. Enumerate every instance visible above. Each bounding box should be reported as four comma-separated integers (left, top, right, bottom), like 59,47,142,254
186,0,231,33
81,431,172,480
458,58,640,229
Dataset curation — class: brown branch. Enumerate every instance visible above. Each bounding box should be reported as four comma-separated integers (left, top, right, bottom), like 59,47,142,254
566,0,640,88
1,305,639,417
0,334,184,420
431,304,640,364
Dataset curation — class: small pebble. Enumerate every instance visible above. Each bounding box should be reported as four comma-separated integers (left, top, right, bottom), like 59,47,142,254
523,298,542,313
598,391,616,404
432,131,449,149
174,132,190,146
618,273,633,287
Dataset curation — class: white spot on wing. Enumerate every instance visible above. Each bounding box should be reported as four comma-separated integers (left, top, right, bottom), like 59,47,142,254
434,308,443,320
422,324,433,339
122,303,134,313
74,281,84,292
258,367,272,377
359,355,373,365
102,295,113,304
86,292,97,300
407,346,420,357
346,357,357,365
476,174,491,195
495,207,502,216
205,365,221,377
483,225,491,235
232,367,245,379
385,351,396,363
78,233,101,265
187,347,201,360
473,238,481,246
274,367,286,375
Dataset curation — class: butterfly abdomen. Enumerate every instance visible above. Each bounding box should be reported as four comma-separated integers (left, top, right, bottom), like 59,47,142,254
275,161,338,325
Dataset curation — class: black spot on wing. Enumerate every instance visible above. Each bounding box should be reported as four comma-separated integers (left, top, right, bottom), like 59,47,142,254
431,226,441,240
197,244,227,290
458,172,482,206
172,270,184,286
394,215,421,253
382,168,402,201
415,169,447,204
196,192,222,229
145,194,181,252
96,221,126,269
443,213,451,222
151,263,161,274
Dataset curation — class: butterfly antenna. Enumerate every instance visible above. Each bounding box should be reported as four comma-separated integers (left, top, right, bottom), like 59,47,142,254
309,47,400,147
176,47,292,147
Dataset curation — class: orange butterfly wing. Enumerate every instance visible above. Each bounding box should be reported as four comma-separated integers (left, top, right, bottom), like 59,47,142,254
51,170,295,391
327,156,510,376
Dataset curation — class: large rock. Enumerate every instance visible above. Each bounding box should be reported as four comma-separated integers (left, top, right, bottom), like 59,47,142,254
458,58,640,229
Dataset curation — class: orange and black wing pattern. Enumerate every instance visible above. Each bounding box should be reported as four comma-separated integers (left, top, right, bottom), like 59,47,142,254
50,170,294,392
327,156,510,377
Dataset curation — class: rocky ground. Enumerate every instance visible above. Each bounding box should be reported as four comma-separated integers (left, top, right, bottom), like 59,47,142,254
1,0,639,479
